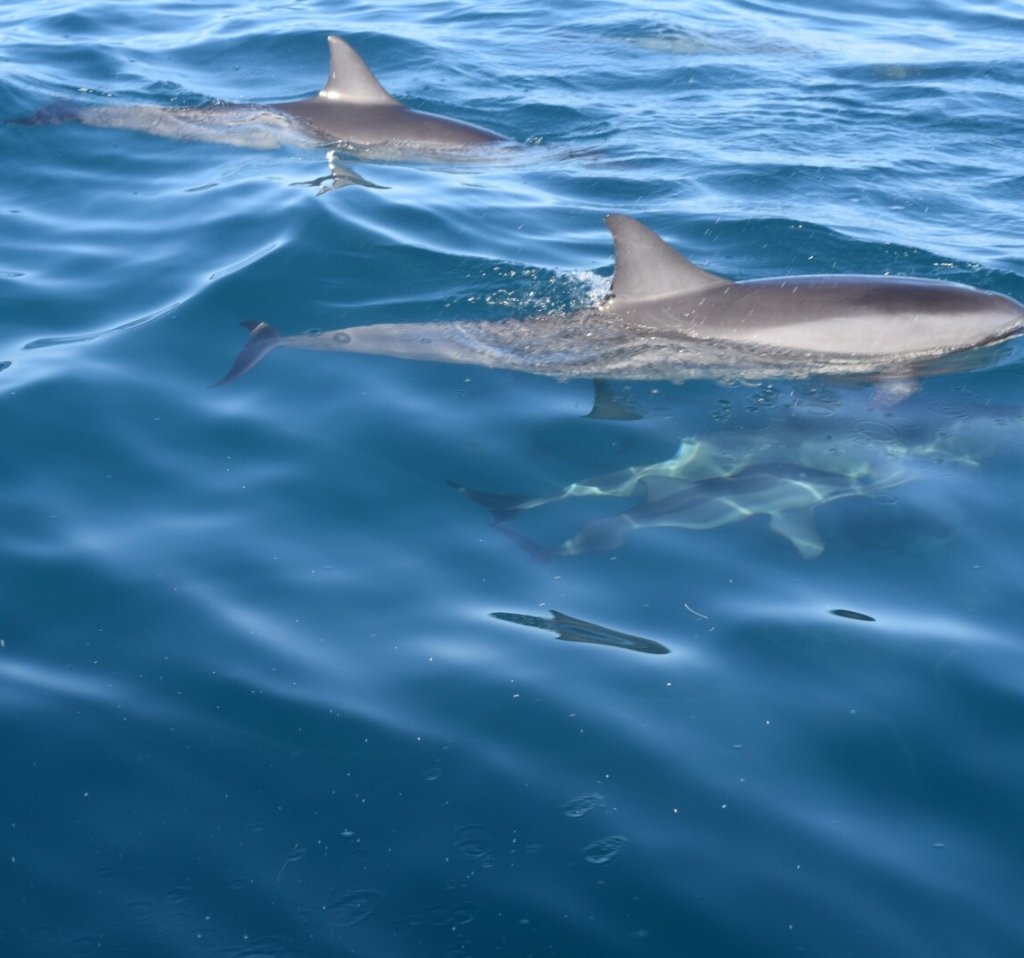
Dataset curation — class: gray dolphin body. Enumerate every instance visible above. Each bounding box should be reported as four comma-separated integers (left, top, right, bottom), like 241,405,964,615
218,215,1024,386
44,35,505,157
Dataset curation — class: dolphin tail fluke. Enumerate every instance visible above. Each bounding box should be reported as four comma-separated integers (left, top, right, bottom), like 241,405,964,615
213,321,281,387
448,481,536,523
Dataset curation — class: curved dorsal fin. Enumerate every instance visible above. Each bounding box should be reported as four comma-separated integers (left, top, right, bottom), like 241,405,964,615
605,214,729,305
320,35,399,106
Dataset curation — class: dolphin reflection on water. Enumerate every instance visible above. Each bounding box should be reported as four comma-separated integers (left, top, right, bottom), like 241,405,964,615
217,214,1024,389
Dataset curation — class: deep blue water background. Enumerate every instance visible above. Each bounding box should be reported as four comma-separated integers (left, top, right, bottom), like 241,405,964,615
4,1,1024,955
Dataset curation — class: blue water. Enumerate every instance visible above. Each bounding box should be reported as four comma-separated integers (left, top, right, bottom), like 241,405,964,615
4,1,1024,955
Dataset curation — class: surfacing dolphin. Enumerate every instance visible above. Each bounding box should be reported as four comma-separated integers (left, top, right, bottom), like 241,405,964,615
27,35,506,159
217,215,1024,388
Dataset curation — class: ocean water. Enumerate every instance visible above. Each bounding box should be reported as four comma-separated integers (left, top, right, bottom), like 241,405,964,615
3,1,1024,955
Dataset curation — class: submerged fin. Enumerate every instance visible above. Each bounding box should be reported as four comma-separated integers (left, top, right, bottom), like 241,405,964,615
768,508,824,559
213,321,281,387
604,214,729,305
321,35,400,106
584,379,643,420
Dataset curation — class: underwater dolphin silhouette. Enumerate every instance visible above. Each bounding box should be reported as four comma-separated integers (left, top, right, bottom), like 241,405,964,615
29,35,505,157
514,466,898,560
456,394,1017,560
452,400,995,522
217,215,1024,387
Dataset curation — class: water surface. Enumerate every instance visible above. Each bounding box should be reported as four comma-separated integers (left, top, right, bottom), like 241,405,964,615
3,1,1024,955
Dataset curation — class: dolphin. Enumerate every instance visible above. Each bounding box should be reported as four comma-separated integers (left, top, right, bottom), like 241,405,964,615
216,215,1024,387
451,399,995,522
452,431,883,522
27,35,506,158
511,465,901,560
457,395,1023,559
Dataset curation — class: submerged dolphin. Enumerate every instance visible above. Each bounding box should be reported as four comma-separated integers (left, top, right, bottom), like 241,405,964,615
29,35,505,158
504,465,900,560
453,433,884,522
217,215,1024,387
453,400,991,522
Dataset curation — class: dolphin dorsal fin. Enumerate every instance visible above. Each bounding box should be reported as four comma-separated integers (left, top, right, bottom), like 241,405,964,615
321,35,400,105
605,215,729,305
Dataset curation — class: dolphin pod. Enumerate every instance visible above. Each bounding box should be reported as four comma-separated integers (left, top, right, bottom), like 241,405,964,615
29,35,506,157
216,214,1024,387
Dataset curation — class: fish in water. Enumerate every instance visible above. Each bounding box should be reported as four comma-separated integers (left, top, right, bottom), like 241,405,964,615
216,215,1024,388
24,35,506,159
502,465,903,560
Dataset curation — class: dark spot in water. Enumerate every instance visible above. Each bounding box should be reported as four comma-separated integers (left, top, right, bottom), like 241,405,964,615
830,609,876,622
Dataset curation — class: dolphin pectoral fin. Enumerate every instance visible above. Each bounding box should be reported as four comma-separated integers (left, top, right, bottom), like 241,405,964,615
584,379,643,420
768,509,824,559
213,320,281,387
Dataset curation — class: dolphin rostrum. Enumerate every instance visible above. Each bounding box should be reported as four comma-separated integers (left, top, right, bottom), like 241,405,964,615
217,215,1024,387
31,35,506,158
